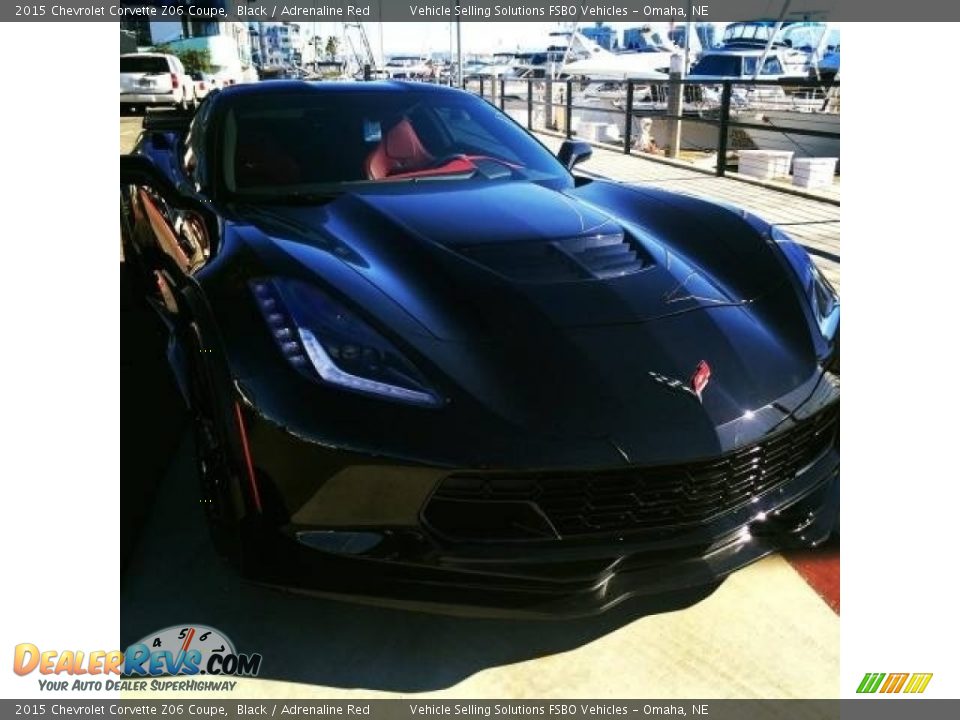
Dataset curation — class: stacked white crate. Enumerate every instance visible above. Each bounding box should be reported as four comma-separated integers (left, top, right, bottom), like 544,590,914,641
736,150,794,180
792,157,839,189
574,121,604,143
575,121,619,144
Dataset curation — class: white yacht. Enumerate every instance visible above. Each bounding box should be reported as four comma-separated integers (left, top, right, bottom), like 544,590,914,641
673,21,840,159
688,21,839,82
383,55,432,80
565,26,677,79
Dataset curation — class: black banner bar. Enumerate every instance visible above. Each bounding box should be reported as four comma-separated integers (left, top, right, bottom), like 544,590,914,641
3,700,960,720
8,1,960,22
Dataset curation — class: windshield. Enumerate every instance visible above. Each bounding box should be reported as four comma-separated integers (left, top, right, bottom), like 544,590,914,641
691,55,744,77
723,23,777,44
221,89,570,198
780,23,829,52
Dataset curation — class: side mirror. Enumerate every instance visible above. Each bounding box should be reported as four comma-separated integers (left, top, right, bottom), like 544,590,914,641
557,140,593,170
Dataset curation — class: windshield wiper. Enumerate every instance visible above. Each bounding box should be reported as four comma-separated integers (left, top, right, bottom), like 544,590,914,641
383,171,477,183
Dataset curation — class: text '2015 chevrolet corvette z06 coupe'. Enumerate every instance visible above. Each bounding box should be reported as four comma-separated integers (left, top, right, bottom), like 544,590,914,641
120,81,839,618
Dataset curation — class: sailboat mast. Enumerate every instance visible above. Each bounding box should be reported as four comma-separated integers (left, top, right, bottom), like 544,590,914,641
456,1,462,87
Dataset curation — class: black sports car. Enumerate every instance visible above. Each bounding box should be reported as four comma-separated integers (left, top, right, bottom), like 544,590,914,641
120,81,839,618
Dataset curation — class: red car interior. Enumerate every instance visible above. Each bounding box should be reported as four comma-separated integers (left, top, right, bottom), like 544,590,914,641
365,118,437,179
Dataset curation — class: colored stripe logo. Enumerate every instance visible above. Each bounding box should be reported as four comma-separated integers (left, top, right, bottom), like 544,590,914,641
857,672,933,694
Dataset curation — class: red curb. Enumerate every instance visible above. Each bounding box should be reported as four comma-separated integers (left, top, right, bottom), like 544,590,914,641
784,539,840,614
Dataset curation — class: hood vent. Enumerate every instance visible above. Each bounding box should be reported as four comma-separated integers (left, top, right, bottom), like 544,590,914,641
461,231,649,284
557,233,648,279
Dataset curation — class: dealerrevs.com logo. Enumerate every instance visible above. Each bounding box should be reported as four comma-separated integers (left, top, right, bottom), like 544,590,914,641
13,624,262,692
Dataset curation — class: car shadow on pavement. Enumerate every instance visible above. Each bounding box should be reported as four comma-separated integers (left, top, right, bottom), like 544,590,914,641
120,445,718,693
121,263,186,572
120,262,720,693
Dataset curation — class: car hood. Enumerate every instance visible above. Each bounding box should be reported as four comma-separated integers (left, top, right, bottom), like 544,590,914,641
235,181,786,338
225,180,823,462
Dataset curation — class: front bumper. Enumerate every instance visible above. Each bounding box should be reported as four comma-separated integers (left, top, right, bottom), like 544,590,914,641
236,387,840,619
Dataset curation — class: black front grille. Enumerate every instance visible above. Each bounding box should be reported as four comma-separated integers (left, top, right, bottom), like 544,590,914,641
424,404,839,542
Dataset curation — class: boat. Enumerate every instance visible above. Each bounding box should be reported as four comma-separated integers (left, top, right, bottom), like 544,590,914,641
582,81,632,102
613,24,687,75
636,83,840,160
564,27,676,79
491,29,603,98
652,21,841,160
383,55,433,79
816,45,840,83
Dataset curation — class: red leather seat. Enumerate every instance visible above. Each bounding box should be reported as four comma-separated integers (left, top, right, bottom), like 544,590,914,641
365,119,434,180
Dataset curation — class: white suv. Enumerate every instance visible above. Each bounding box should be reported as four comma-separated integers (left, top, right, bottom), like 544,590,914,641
120,53,195,113
190,72,216,102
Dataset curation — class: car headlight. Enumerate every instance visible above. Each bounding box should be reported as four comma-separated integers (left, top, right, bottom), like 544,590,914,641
249,278,442,408
770,226,839,340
